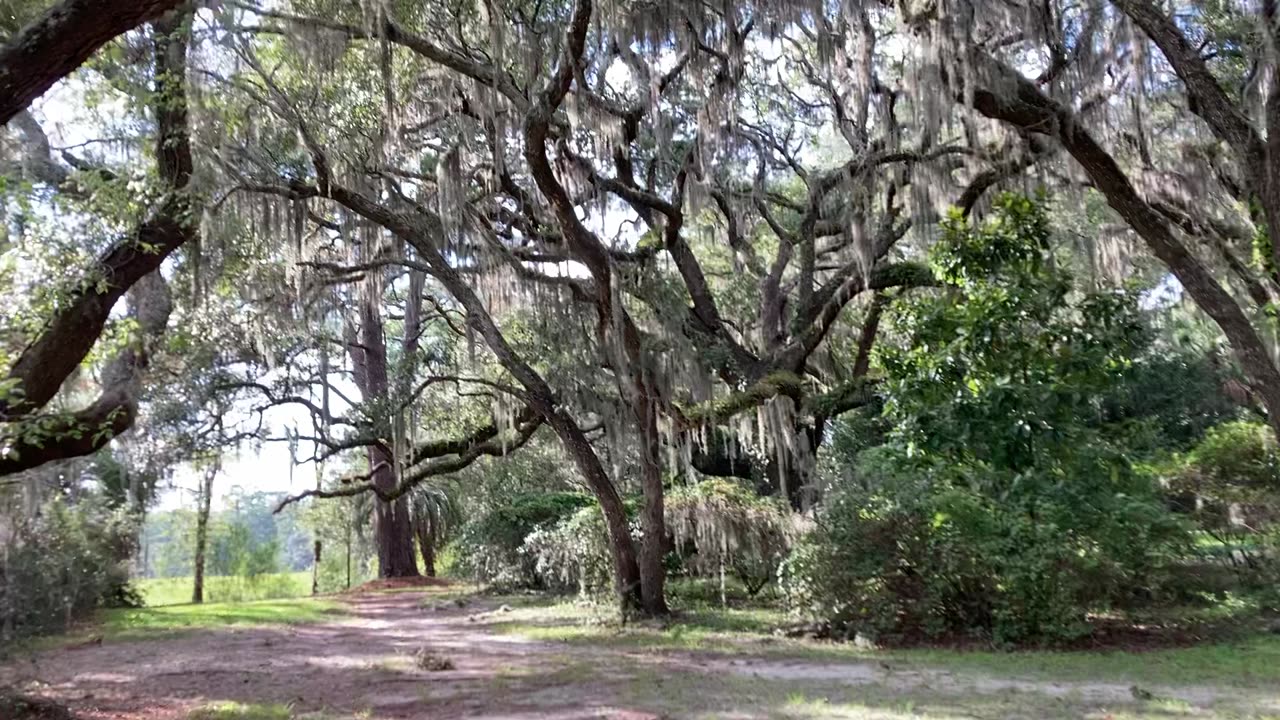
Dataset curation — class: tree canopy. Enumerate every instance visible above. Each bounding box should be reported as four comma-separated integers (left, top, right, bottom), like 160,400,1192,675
3,0,1280,617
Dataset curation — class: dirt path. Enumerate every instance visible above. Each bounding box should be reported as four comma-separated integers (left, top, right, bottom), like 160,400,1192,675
2,592,1276,720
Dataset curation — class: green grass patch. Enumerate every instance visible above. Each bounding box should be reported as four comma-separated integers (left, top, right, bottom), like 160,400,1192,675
896,634,1280,689
98,596,345,640
137,572,312,606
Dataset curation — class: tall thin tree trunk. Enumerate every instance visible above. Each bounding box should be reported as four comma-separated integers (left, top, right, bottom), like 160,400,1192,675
311,539,321,595
312,462,321,595
192,457,218,605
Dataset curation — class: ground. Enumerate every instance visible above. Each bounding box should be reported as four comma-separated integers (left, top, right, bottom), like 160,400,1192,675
2,587,1278,720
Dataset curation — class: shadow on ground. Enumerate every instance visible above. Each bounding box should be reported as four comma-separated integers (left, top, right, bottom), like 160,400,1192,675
2,591,1276,720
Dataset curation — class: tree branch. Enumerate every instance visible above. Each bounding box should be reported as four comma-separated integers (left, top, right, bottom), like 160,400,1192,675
0,0,182,125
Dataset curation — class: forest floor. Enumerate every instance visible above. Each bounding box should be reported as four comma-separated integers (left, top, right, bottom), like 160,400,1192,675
2,584,1278,720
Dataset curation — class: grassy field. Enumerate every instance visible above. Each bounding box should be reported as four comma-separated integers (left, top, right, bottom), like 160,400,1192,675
137,572,313,606
14,595,346,655
101,597,345,640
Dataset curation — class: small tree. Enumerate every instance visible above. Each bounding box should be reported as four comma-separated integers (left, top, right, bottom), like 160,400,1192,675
191,456,219,605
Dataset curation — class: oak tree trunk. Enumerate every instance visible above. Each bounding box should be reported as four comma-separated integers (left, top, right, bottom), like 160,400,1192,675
351,277,419,579
633,388,669,615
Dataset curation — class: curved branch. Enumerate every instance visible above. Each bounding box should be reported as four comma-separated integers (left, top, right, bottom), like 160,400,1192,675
0,0,181,125
274,416,544,512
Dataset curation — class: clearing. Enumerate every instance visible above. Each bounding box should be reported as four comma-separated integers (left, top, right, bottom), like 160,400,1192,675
2,586,1278,720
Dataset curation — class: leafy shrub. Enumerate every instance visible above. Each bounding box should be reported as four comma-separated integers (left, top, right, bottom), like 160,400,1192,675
521,505,616,597
454,492,593,588
783,452,1182,645
665,479,793,597
782,197,1188,646
1161,421,1280,589
0,498,142,643
1175,421,1280,501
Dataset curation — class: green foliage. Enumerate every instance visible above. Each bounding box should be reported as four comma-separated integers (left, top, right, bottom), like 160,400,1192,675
784,451,1183,645
454,491,594,588
882,195,1150,471
143,491,320,581
1174,421,1280,502
785,197,1188,645
0,497,143,643
210,521,280,579
1099,351,1243,454
1159,421,1280,603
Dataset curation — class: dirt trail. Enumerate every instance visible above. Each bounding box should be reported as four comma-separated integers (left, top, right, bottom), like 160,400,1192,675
1,592,1275,720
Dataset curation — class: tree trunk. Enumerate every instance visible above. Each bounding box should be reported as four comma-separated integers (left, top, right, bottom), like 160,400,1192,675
633,388,669,615
414,516,436,577
192,458,217,605
348,267,420,579
543,411,644,610
369,444,419,578
0,0,182,126
311,539,321,595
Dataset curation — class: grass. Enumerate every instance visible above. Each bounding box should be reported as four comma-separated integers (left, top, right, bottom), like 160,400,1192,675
188,702,292,720
488,596,1280,690
99,596,345,639
898,634,1280,688
556,656,1278,720
13,596,349,651
137,572,313,606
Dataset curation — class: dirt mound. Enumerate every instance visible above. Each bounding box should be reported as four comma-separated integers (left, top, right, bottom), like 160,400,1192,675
346,576,452,593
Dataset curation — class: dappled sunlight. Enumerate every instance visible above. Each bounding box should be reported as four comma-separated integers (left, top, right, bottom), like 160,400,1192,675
5,587,1279,719
6,2,1280,720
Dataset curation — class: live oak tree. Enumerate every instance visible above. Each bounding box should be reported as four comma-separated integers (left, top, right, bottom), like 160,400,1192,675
209,0,980,611
7,0,1280,613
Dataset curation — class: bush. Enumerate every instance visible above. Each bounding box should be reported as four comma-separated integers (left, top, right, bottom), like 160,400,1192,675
781,197,1188,646
782,452,1183,645
1161,421,1280,591
1175,421,1280,502
454,492,593,588
665,479,793,597
0,498,142,643
521,505,616,597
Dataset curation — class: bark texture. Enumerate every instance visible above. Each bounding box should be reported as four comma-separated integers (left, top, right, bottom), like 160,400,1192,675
0,8,194,475
0,0,181,125
348,291,419,579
